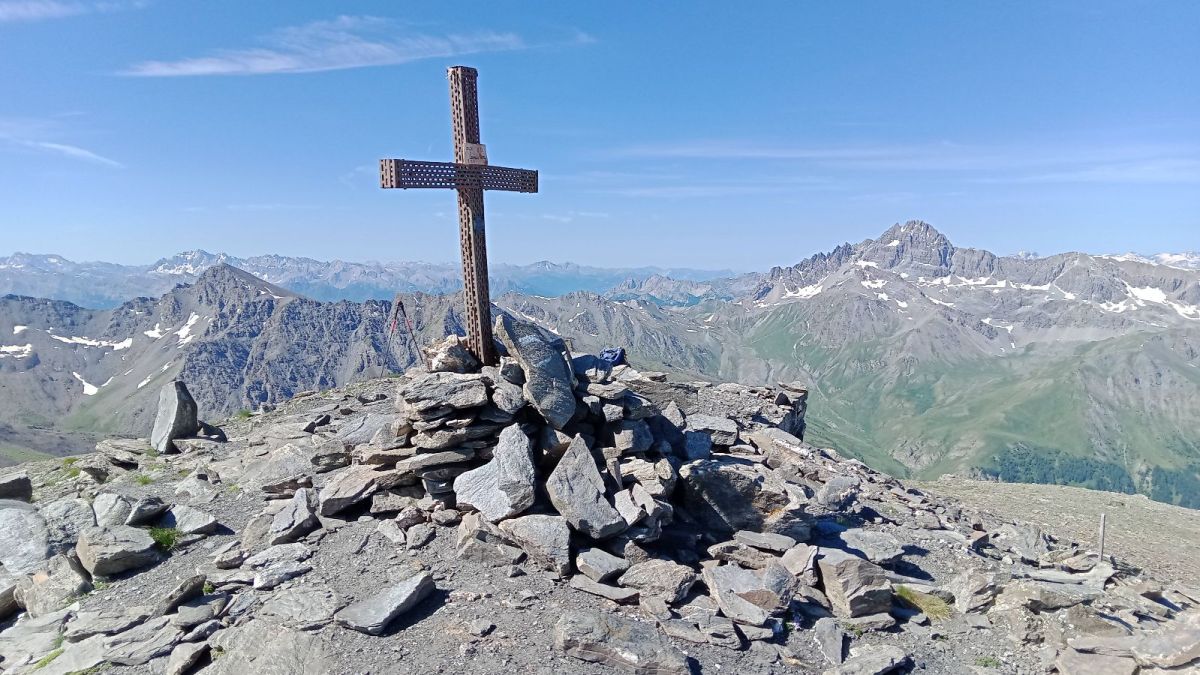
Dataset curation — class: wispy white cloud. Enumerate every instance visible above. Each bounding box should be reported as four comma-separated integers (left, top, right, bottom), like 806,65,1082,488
0,116,123,168
27,140,123,167
609,139,1200,185
979,159,1200,185
0,0,147,23
539,210,609,223
120,16,529,77
225,203,316,212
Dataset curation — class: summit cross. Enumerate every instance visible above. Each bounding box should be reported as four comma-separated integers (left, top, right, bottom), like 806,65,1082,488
379,66,538,366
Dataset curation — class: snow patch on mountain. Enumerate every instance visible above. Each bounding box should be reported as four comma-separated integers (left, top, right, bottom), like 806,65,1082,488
176,313,201,346
0,344,33,359
72,372,99,395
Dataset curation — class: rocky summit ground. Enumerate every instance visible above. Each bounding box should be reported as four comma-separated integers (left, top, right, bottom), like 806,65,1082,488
1,321,1198,675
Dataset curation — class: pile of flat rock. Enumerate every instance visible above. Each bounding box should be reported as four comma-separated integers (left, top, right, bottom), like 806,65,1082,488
1,314,1198,675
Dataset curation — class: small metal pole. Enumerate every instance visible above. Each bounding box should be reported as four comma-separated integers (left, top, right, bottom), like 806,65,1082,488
1098,513,1107,563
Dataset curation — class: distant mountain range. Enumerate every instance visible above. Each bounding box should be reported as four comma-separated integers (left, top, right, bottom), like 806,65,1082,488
0,250,733,308
2,222,1198,508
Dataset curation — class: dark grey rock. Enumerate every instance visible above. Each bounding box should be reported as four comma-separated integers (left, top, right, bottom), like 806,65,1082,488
816,553,893,618
498,514,571,577
702,562,794,626
576,547,630,583
0,499,51,574
334,571,435,635
687,414,739,446
318,466,385,516
0,471,32,501
494,314,577,429
269,487,319,544
546,436,626,539
554,611,689,674
151,380,201,454
76,525,159,577
569,575,640,604
618,559,696,604
813,617,846,665
125,496,169,526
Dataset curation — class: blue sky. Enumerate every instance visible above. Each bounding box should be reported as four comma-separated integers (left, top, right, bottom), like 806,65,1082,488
1,1,1197,270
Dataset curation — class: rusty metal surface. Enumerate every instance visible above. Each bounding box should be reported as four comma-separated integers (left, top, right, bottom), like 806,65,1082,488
379,159,537,193
377,65,537,366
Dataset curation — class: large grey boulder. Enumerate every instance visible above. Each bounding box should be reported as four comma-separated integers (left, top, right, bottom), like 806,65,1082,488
687,414,739,446
269,487,319,544
0,471,32,501
554,611,690,674
701,562,794,626
318,466,386,516
494,314,576,429
452,424,536,522
816,552,893,618
75,525,159,577
545,436,626,539
13,554,92,617
401,372,488,415
92,493,133,528
677,457,797,537
498,514,571,577
151,380,201,454
41,497,96,551
334,571,434,635
158,505,218,535
0,499,53,575
618,559,697,604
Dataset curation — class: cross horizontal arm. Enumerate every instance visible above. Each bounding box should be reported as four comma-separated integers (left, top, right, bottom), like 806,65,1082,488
380,159,538,193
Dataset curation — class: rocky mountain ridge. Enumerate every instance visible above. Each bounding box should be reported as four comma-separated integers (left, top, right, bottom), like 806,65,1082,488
3,222,1198,508
0,328,1196,675
0,250,732,309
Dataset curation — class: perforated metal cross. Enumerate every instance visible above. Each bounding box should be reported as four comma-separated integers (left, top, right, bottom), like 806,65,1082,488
380,66,538,366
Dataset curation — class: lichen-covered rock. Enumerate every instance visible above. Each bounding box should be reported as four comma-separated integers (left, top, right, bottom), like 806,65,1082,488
494,314,576,429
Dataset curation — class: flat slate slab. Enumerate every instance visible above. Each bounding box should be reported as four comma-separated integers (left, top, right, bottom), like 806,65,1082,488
334,571,435,635
554,611,690,674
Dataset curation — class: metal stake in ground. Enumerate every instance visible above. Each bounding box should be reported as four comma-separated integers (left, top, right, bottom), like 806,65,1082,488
379,66,538,366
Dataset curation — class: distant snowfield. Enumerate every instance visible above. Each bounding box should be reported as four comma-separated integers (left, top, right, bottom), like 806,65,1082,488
13,325,26,335
47,331,132,350
0,344,33,359
176,312,201,346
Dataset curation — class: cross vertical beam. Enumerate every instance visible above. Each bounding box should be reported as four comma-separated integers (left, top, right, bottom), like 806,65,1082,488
379,66,537,367
449,66,496,365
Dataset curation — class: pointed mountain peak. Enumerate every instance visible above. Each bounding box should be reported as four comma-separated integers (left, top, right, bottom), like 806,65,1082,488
190,263,302,301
